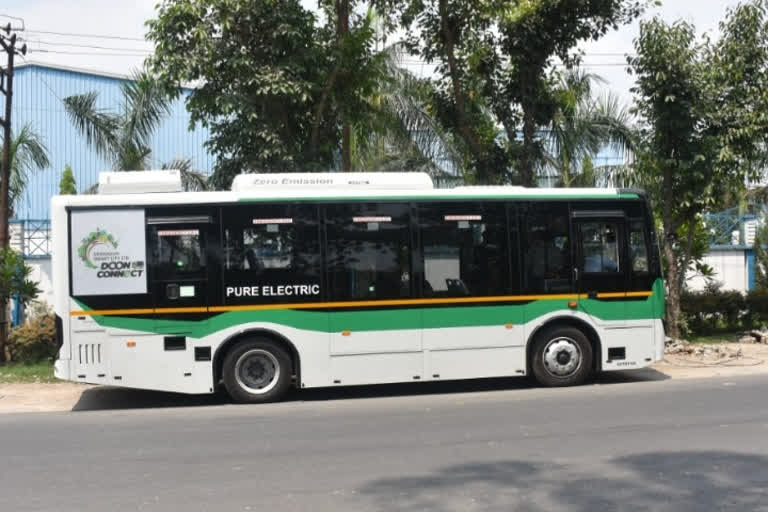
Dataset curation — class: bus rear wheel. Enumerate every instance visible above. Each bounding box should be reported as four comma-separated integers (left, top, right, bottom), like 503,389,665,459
531,326,594,387
223,339,292,403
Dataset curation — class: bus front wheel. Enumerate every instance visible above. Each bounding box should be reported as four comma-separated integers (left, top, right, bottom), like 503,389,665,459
531,326,594,387
223,339,292,403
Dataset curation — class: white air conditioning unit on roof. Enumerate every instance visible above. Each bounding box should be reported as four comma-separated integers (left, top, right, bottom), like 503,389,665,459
98,170,183,194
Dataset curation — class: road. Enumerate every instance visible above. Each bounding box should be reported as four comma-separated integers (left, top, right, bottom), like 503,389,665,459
2,371,768,511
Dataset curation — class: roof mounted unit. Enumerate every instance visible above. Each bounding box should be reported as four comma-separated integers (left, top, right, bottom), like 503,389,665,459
453,185,527,191
98,170,183,194
231,172,434,192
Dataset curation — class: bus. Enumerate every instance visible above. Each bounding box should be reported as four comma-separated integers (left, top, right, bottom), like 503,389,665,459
52,171,665,403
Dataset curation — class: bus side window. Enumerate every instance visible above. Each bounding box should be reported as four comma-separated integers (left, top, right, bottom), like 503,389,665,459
629,220,649,273
419,202,509,297
325,203,411,300
523,202,572,293
152,227,206,276
221,205,320,304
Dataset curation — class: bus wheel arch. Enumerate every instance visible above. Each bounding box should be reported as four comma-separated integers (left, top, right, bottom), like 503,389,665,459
214,329,301,392
526,317,602,385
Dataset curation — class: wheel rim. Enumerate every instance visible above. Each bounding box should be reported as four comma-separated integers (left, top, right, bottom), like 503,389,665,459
542,337,582,378
234,349,280,395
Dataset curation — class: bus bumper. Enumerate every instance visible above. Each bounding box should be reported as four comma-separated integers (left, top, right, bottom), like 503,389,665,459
54,358,69,380
655,319,665,362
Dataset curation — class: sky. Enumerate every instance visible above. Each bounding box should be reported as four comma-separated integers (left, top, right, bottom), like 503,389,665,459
2,0,746,105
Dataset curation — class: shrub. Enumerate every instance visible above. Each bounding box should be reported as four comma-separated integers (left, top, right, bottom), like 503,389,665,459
7,304,57,363
680,288,747,336
745,290,768,328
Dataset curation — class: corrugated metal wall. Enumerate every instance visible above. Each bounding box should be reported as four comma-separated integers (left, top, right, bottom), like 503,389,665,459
12,63,215,220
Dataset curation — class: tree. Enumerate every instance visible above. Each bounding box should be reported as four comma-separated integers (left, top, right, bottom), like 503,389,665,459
628,1,768,337
376,0,646,185
541,69,635,187
63,69,206,189
753,221,768,291
63,70,170,171
0,248,40,362
0,125,48,362
350,44,465,179
5,124,50,217
147,0,383,187
59,165,77,195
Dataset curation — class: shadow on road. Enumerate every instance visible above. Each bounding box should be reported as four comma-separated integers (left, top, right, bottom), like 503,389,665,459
359,451,768,511
71,367,669,412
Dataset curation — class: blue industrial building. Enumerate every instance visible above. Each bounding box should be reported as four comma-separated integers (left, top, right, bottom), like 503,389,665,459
13,62,214,221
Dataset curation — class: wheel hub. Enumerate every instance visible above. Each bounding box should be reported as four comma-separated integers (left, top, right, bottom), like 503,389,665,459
543,337,582,378
235,349,280,394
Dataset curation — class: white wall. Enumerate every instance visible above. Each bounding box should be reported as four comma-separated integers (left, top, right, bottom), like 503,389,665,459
686,250,748,292
27,257,54,307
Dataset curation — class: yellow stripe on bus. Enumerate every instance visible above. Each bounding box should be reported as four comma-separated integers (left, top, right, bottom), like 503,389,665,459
70,290,653,317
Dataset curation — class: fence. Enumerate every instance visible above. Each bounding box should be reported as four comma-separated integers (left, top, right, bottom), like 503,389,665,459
9,219,52,258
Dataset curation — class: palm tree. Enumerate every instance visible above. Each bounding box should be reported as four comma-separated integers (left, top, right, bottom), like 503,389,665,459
63,70,208,190
5,124,50,217
540,69,637,188
349,41,465,182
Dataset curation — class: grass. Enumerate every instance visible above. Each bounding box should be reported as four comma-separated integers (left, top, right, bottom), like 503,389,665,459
0,361,57,384
688,332,743,344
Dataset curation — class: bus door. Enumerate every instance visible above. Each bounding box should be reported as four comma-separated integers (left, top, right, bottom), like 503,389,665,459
147,211,217,336
572,209,628,328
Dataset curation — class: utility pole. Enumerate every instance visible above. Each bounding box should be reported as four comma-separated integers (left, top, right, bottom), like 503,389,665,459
0,22,26,362
0,23,25,248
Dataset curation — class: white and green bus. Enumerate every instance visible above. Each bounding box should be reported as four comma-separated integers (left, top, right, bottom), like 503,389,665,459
52,171,665,403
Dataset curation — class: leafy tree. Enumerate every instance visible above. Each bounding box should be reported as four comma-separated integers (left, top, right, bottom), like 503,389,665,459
628,1,768,337
148,0,379,187
59,165,77,195
376,0,646,185
0,248,41,362
4,124,50,217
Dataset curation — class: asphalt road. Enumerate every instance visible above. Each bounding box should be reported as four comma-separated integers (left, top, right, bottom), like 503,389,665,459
2,371,768,512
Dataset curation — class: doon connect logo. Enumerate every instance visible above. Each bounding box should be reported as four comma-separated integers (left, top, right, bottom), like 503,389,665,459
78,228,119,269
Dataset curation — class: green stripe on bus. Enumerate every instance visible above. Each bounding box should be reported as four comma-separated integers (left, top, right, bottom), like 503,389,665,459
86,282,663,338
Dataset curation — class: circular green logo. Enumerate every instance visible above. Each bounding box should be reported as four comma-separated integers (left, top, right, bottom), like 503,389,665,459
78,229,118,269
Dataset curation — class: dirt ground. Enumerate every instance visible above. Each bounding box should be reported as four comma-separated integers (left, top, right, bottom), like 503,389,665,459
2,343,768,414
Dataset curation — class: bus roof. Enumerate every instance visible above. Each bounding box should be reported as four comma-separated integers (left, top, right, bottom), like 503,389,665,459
52,186,641,210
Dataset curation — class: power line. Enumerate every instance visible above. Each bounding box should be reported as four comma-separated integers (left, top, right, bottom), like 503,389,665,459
24,29,145,42
22,39,151,53
28,49,148,57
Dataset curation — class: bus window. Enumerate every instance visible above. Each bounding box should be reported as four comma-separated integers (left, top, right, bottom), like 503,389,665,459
523,202,572,293
222,205,320,304
325,203,411,300
419,202,509,297
629,220,649,273
151,227,206,277
581,222,621,273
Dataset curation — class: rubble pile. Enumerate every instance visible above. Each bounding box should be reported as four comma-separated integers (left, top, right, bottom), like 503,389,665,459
738,330,768,344
665,338,743,361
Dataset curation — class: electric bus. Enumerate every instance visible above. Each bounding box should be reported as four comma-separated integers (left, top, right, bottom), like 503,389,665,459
52,171,664,403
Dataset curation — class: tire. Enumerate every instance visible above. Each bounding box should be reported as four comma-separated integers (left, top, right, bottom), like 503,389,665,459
222,338,293,403
531,326,594,387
